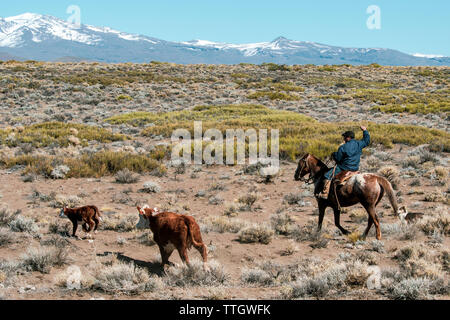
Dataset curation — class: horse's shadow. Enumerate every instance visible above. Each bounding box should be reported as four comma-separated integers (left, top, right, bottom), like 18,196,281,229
97,252,165,276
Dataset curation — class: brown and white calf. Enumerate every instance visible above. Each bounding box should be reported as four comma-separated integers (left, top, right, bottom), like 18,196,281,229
60,206,102,239
136,206,208,270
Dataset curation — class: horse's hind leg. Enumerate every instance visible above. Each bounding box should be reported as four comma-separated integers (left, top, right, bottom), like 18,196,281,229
365,205,381,240
363,216,374,239
333,207,350,235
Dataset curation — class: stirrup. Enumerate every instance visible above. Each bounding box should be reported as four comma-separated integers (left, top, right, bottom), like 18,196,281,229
317,192,329,199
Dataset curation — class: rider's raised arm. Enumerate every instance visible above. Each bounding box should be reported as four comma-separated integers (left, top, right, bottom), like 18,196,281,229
359,130,371,149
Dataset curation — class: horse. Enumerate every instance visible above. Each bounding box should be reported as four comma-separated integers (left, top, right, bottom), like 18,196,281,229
294,154,401,240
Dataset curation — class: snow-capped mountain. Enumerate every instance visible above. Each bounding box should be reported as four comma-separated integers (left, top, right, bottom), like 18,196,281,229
1,13,449,66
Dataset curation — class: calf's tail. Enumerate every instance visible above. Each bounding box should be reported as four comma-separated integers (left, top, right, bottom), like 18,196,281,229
95,207,103,222
184,217,203,248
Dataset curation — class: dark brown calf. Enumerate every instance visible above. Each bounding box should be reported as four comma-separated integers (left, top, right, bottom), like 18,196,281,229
137,206,208,270
60,206,102,238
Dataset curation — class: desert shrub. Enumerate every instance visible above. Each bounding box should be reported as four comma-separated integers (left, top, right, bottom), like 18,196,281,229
283,193,303,205
402,156,421,169
208,195,224,206
0,260,22,283
370,240,385,253
238,224,274,244
415,147,439,163
417,212,449,236
50,195,81,208
389,277,440,300
92,261,162,295
0,208,21,226
423,190,447,203
289,219,322,242
280,240,299,256
223,202,238,217
282,262,350,299
397,224,420,241
201,216,247,234
426,166,448,186
41,235,70,248
394,244,443,279
48,221,71,237
271,213,297,236
309,237,330,249
365,156,382,171
377,166,400,190
165,260,229,287
241,268,274,287
238,193,258,211
9,216,39,234
344,260,370,286
115,169,140,184
0,228,15,245
284,277,330,299
21,246,69,274
102,214,137,233
135,231,156,246
140,181,161,193
373,151,393,161
209,182,226,192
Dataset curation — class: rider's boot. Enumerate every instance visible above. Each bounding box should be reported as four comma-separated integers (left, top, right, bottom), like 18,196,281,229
317,180,332,199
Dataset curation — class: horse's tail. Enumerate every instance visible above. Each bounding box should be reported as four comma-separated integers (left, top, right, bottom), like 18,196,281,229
376,176,399,215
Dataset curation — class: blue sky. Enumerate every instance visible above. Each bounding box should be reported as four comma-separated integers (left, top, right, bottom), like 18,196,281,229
2,0,450,55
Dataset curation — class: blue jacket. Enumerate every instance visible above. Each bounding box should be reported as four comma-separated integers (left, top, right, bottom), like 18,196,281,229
332,130,370,171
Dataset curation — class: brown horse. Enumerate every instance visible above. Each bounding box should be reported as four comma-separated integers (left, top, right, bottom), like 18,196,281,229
294,154,401,240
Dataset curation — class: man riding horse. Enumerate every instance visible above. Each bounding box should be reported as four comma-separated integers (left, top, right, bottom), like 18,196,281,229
295,126,401,240
317,126,370,199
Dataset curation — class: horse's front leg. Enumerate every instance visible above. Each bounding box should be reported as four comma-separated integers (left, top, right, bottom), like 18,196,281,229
317,201,327,232
333,207,350,235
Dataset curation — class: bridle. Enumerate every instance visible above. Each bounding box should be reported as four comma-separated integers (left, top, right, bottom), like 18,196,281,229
297,156,333,185
297,158,315,184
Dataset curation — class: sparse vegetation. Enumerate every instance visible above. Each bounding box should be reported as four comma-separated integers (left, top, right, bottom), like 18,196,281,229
91,260,162,295
165,260,229,287
238,224,274,244
0,122,127,148
21,246,69,274
107,105,450,160
0,62,448,300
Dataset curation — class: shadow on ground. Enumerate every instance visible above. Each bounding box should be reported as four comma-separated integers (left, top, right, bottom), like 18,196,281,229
98,251,165,276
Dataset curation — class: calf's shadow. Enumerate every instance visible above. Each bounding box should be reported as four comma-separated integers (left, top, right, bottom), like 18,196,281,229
98,252,165,277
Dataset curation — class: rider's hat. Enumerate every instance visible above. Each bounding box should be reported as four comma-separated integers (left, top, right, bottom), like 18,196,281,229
342,131,355,139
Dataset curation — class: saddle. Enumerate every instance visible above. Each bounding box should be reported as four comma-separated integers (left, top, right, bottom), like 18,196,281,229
333,170,360,186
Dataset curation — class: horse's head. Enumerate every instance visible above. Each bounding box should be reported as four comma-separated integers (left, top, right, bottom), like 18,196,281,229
294,154,311,181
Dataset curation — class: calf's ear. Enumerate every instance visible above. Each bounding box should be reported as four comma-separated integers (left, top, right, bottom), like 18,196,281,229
137,206,144,215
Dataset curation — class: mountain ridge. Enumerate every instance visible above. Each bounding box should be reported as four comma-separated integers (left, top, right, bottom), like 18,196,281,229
1,13,449,66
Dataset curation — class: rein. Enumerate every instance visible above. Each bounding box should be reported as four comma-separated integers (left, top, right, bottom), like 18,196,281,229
298,157,332,185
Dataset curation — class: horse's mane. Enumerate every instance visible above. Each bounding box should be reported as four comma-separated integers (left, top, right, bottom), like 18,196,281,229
307,154,330,171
